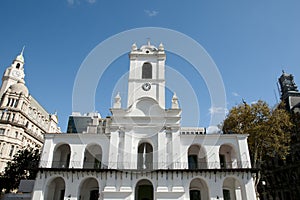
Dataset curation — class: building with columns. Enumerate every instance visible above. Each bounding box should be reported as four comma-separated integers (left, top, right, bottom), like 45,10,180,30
32,42,257,200
0,49,60,172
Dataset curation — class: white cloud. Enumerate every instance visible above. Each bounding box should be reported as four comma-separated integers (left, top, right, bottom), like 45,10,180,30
250,101,258,105
232,92,240,97
206,126,221,134
209,107,228,115
67,0,75,5
86,0,96,4
66,0,96,5
144,10,159,17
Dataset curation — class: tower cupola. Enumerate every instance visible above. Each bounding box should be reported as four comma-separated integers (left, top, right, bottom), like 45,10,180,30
127,41,166,108
0,47,26,98
12,46,25,69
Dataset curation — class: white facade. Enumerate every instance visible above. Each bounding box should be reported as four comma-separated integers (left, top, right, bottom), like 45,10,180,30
0,50,60,172
32,42,256,200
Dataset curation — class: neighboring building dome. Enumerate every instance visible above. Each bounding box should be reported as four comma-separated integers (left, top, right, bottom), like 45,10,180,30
9,79,29,96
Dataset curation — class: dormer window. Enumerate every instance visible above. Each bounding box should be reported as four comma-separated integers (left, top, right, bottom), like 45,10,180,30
142,62,152,79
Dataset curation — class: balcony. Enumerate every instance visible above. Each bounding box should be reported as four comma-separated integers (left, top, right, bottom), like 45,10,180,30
39,161,252,171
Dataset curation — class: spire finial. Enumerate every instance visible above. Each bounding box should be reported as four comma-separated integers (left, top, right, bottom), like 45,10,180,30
21,45,25,56
113,92,121,108
172,92,179,109
159,42,164,50
131,43,137,51
147,38,151,46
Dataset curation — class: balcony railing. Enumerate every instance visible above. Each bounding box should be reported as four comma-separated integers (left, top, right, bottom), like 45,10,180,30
39,161,251,170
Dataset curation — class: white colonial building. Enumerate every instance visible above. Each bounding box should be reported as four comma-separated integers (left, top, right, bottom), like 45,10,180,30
32,42,256,200
0,49,60,172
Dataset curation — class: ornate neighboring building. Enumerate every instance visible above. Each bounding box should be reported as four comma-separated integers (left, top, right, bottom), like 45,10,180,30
258,71,300,200
0,49,60,172
32,42,257,200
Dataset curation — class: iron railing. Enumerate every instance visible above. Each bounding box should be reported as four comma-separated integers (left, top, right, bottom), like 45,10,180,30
39,161,251,170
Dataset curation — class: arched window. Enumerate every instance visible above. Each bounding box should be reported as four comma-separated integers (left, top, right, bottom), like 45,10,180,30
135,179,153,200
16,63,20,69
83,144,102,169
137,142,153,170
79,178,99,200
188,144,207,169
219,144,238,169
45,177,65,200
142,63,152,79
52,144,71,168
223,177,244,200
189,178,209,200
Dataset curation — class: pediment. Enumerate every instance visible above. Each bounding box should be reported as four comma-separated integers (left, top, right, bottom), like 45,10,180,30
110,97,181,127
128,97,164,117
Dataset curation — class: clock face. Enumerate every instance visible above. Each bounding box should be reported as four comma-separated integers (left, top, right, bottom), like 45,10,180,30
142,83,151,91
11,70,21,78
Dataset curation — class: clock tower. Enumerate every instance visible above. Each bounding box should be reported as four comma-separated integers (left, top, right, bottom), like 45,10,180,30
0,48,25,98
127,41,166,109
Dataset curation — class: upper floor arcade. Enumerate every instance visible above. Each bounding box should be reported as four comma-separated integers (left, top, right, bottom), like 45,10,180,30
39,130,252,171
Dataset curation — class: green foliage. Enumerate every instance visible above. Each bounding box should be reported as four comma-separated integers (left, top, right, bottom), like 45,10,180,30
0,148,40,193
222,100,292,168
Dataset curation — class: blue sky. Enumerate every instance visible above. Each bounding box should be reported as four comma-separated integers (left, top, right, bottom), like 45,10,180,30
0,0,300,132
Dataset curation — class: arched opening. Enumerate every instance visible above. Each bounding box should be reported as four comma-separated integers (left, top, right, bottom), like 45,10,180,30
79,178,99,200
137,142,153,170
189,178,209,200
188,145,207,169
52,144,71,168
16,63,20,69
219,144,238,169
222,177,243,200
83,144,102,169
142,62,152,79
135,179,153,200
45,177,65,200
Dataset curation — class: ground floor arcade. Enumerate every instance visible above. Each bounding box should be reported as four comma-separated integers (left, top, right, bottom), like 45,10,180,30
32,169,256,200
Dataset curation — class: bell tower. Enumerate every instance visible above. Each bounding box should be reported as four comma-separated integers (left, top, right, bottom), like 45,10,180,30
0,47,26,98
127,41,166,109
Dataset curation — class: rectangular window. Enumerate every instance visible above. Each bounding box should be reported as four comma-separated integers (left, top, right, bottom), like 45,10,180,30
188,155,198,169
190,190,201,200
0,128,5,134
59,189,65,200
6,113,10,120
219,154,226,169
223,189,231,200
6,98,11,107
14,99,19,108
9,145,14,157
0,143,5,155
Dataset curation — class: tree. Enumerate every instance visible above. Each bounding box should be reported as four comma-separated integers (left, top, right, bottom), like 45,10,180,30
0,147,40,193
223,100,292,167
222,100,292,195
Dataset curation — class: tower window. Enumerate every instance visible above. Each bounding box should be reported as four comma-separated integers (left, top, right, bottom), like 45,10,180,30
16,63,20,69
142,62,152,79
